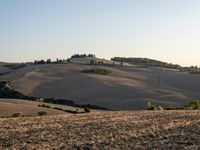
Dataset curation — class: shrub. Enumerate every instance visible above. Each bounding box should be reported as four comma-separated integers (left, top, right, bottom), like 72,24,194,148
41,104,51,108
82,68,112,75
38,111,48,116
184,100,200,109
84,107,91,113
146,102,156,110
165,105,175,110
76,109,79,113
53,107,63,111
12,112,22,117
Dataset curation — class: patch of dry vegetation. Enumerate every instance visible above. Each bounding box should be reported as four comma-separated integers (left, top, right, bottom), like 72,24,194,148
0,111,199,149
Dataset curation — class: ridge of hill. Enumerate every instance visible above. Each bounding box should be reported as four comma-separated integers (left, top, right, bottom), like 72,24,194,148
112,57,200,74
1,58,200,110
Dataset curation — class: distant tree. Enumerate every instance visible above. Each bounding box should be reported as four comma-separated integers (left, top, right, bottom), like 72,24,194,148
34,60,38,64
88,54,95,58
71,54,95,58
34,60,45,64
90,60,94,64
46,59,51,64
120,60,123,66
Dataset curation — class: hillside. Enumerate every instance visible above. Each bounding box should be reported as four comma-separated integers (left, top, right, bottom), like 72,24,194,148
0,99,85,117
0,110,199,149
1,62,200,110
112,57,181,69
112,57,200,74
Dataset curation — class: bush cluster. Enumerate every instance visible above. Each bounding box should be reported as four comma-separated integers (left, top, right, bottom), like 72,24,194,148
4,64,26,69
12,112,22,117
71,54,95,58
146,102,156,110
146,100,200,110
34,58,66,64
82,68,112,75
38,111,48,116
38,103,91,114
184,100,200,109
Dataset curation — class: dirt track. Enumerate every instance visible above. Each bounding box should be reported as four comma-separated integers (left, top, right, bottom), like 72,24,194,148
0,110,199,149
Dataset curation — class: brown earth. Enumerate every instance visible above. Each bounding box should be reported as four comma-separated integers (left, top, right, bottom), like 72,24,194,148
0,110,199,149
0,63,200,110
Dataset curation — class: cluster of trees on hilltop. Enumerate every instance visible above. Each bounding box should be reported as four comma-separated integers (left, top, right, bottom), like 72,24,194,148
181,66,200,74
34,58,67,64
112,57,200,74
71,54,96,59
111,57,181,69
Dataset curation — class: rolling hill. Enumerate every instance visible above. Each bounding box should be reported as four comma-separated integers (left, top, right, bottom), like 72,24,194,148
0,60,200,110
0,98,86,117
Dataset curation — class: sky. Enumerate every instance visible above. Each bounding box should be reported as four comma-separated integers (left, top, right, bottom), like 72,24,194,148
0,0,200,66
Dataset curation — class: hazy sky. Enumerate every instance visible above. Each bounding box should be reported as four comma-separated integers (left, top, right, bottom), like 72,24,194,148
1,0,200,66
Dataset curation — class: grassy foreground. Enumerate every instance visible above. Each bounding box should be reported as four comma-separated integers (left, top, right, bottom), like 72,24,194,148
0,110,200,149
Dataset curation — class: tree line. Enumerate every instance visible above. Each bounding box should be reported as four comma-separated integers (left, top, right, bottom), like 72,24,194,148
111,57,200,74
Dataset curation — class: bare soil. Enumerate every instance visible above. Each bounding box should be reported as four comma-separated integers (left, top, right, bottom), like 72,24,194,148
0,110,199,149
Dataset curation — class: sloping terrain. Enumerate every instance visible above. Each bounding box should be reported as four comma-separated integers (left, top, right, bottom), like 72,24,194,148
1,63,200,110
0,110,199,149
0,99,85,117
69,57,133,66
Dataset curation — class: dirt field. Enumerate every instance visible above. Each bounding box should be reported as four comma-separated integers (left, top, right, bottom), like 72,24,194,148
0,110,199,149
1,63,200,110
0,99,85,117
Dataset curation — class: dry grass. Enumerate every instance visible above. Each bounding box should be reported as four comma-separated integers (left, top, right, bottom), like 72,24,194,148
0,110,199,149
1,63,200,110
0,99,85,117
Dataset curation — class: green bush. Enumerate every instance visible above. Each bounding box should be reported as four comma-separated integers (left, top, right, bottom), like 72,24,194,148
38,111,48,116
165,105,175,110
146,102,156,110
12,112,22,117
184,100,200,109
82,68,112,75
